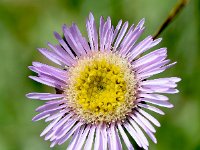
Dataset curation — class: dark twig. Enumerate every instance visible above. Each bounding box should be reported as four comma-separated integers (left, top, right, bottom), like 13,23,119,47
153,0,189,39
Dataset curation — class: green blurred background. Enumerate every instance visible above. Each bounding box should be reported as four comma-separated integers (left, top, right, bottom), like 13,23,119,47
0,0,199,149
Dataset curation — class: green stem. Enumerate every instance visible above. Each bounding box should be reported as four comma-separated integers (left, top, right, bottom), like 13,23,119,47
153,0,189,39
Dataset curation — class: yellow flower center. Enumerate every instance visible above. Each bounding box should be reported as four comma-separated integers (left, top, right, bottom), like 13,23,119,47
65,52,136,124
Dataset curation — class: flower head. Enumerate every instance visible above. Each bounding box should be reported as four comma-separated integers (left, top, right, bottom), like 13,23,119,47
27,13,180,149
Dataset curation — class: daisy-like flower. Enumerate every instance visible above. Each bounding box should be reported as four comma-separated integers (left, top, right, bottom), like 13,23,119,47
27,13,180,150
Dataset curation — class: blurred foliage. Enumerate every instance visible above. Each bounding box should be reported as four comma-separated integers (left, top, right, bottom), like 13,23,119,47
0,0,199,149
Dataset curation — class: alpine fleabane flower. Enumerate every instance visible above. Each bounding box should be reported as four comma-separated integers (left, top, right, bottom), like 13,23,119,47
27,13,180,150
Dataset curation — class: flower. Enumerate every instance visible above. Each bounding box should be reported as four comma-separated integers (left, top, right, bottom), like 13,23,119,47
26,13,180,150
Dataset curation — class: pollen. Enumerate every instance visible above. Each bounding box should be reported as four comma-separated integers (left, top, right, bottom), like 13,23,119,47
65,52,137,124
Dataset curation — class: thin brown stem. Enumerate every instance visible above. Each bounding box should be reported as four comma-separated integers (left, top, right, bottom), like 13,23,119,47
153,0,189,39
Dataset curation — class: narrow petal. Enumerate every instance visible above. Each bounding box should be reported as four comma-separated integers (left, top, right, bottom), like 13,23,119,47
113,21,129,51
40,116,62,137
94,125,101,150
137,59,170,74
52,113,74,131
84,125,96,150
29,76,64,90
53,32,75,59
66,127,81,150
121,28,145,56
58,122,82,145
108,124,119,150
99,16,105,50
138,98,174,108
133,48,167,68
138,103,165,115
128,118,149,148
120,19,146,56
38,48,65,66
32,62,66,74
26,93,64,100
74,124,91,149
138,109,161,127
112,20,122,43
54,119,77,140
32,111,51,121
100,124,108,150
128,36,153,61
137,67,166,79
110,123,122,150
117,123,134,150
62,25,84,56
101,17,112,51
131,114,157,143
48,43,74,65
133,112,156,133
86,13,98,51
72,24,90,53
123,121,143,148
35,102,65,112
45,110,66,122
138,93,169,101
46,129,58,143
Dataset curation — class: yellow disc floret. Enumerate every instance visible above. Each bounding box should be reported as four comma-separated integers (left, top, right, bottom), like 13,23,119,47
65,52,136,124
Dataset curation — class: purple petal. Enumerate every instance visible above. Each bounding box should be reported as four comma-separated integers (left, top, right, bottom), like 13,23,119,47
113,21,129,51
46,99,66,105
94,125,101,150
133,112,156,133
86,13,98,51
108,124,119,150
53,32,75,59
121,28,145,56
123,121,143,148
118,24,135,51
62,25,83,57
110,123,122,150
52,113,74,131
58,122,82,145
136,18,145,29
48,43,75,66
32,111,51,122
101,18,112,51
84,125,96,150
138,93,168,101
117,123,134,150
40,115,62,137
133,50,167,70
29,75,64,90
45,110,66,122
72,24,90,53
32,62,67,76
35,103,66,113
138,59,170,74
100,124,108,150
66,127,81,150
138,103,165,115
46,129,58,143
138,109,160,127
138,98,174,108
131,114,157,143
74,124,91,149
26,93,64,100
137,67,166,79
38,48,65,66
112,19,122,43
51,119,76,141
128,36,153,61
128,118,149,148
